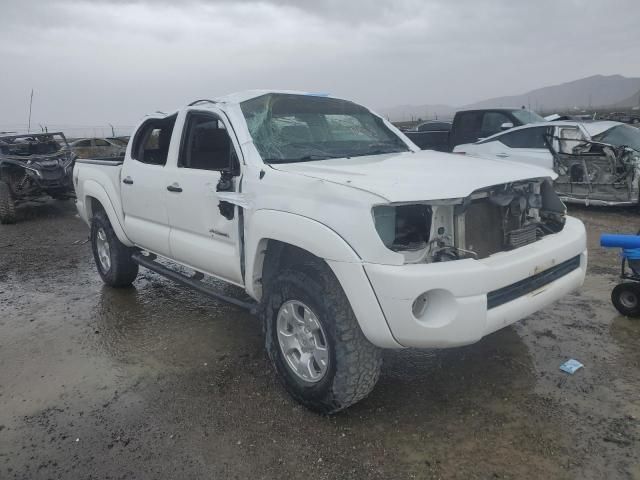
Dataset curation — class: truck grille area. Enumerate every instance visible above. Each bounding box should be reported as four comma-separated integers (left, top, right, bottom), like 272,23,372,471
505,223,538,250
487,255,581,309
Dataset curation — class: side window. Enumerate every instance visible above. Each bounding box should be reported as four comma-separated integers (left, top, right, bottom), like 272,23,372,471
132,115,177,166
94,139,110,147
480,112,512,136
498,127,551,148
75,139,92,147
179,112,237,171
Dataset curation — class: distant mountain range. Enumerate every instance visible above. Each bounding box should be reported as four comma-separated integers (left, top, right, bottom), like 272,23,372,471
379,74,640,121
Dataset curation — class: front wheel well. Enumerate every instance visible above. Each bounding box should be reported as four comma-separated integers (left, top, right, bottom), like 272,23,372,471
258,240,328,300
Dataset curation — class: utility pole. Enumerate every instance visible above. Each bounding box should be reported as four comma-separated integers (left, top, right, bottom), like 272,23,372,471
27,89,34,133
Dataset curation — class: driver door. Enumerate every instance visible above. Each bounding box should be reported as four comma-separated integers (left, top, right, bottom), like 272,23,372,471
164,109,244,285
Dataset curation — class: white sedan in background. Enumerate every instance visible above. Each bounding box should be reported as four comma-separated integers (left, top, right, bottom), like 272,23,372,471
453,121,626,169
454,121,640,206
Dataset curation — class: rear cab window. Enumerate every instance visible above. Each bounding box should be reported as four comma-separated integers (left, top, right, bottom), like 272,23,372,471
131,115,177,166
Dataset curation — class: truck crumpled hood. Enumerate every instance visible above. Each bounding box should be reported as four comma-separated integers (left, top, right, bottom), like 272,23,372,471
270,150,557,202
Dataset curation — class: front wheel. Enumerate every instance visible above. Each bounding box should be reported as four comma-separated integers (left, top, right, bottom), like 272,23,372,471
611,282,640,318
90,211,138,287
262,262,382,414
0,180,16,224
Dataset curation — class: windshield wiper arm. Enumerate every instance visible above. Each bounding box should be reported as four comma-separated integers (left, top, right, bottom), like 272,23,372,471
265,154,341,164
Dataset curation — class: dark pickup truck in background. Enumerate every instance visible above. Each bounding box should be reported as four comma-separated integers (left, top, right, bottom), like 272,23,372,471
402,108,546,152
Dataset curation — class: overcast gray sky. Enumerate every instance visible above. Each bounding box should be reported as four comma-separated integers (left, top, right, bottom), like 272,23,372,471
1,0,640,128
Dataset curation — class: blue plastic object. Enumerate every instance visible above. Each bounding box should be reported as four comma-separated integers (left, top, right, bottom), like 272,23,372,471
600,233,640,249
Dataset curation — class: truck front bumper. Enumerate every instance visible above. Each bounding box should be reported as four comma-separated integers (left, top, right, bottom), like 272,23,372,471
363,216,587,348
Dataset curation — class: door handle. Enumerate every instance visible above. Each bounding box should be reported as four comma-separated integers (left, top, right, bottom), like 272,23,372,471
496,153,509,158
167,183,183,193
122,176,134,185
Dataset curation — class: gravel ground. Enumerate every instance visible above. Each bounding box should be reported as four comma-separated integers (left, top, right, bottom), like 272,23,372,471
0,200,638,480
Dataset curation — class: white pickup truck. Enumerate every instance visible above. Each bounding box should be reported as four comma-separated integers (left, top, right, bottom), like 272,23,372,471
74,90,587,413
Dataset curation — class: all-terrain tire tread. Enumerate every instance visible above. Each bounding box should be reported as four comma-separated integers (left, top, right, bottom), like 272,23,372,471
263,261,382,414
0,181,17,224
91,211,138,287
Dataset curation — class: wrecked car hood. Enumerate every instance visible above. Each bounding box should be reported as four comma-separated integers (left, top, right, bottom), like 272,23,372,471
271,151,556,202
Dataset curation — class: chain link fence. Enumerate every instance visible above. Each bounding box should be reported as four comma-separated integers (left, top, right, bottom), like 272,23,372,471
0,124,135,140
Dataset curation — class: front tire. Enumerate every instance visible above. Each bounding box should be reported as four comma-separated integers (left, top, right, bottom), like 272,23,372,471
0,180,16,224
90,211,138,287
611,282,640,318
262,262,382,413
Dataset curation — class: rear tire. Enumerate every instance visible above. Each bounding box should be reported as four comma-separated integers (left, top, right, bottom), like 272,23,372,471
611,282,640,318
262,261,382,414
90,211,138,287
0,180,16,224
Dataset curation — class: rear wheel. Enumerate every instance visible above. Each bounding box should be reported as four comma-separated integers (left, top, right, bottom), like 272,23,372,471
611,282,640,318
90,211,138,287
262,261,382,413
0,180,16,224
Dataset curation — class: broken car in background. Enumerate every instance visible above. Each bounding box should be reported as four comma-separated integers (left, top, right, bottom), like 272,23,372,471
0,132,76,223
69,137,126,159
454,121,640,206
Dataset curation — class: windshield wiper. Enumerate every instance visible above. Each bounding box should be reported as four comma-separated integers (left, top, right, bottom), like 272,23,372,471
266,154,341,164
349,143,408,157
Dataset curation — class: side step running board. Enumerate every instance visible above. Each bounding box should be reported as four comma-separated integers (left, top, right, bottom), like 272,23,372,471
131,252,258,315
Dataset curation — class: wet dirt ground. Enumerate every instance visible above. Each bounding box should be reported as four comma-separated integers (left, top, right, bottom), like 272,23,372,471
0,201,638,480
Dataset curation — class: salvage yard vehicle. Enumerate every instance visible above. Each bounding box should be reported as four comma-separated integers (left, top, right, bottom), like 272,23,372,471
69,137,126,159
454,121,640,206
401,121,451,152
73,91,587,413
0,132,76,223
404,108,545,152
604,112,640,125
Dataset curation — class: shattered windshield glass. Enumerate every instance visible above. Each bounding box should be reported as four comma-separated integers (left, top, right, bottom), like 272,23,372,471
240,94,409,163
592,124,640,152
511,109,546,124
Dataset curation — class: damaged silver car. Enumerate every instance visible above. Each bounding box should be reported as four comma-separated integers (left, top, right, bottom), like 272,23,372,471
454,121,640,206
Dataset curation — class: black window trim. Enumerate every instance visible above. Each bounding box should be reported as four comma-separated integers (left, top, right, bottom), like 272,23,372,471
178,109,240,174
130,114,177,166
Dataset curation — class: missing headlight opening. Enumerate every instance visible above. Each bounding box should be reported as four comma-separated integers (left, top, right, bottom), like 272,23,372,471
374,178,566,264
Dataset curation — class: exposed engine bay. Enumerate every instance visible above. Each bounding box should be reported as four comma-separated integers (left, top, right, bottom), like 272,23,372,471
0,132,76,203
374,178,566,263
551,139,640,206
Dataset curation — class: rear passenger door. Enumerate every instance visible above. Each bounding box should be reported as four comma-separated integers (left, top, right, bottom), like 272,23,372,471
164,109,244,285
121,115,177,256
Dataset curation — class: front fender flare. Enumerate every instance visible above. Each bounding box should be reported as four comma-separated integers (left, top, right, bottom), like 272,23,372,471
245,209,401,348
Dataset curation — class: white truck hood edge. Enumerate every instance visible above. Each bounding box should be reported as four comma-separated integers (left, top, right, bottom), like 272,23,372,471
270,151,556,203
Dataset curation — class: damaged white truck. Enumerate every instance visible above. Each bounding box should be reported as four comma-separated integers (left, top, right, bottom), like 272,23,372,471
73,91,587,413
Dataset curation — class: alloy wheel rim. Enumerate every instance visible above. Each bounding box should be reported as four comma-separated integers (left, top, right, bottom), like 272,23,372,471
96,227,111,272
276,300,329,383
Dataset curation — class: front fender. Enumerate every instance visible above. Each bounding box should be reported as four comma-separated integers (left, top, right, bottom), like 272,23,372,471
245,209,401,349
82,180,133,246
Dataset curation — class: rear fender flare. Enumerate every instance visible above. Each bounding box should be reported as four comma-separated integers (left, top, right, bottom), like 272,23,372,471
82,180,133,246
